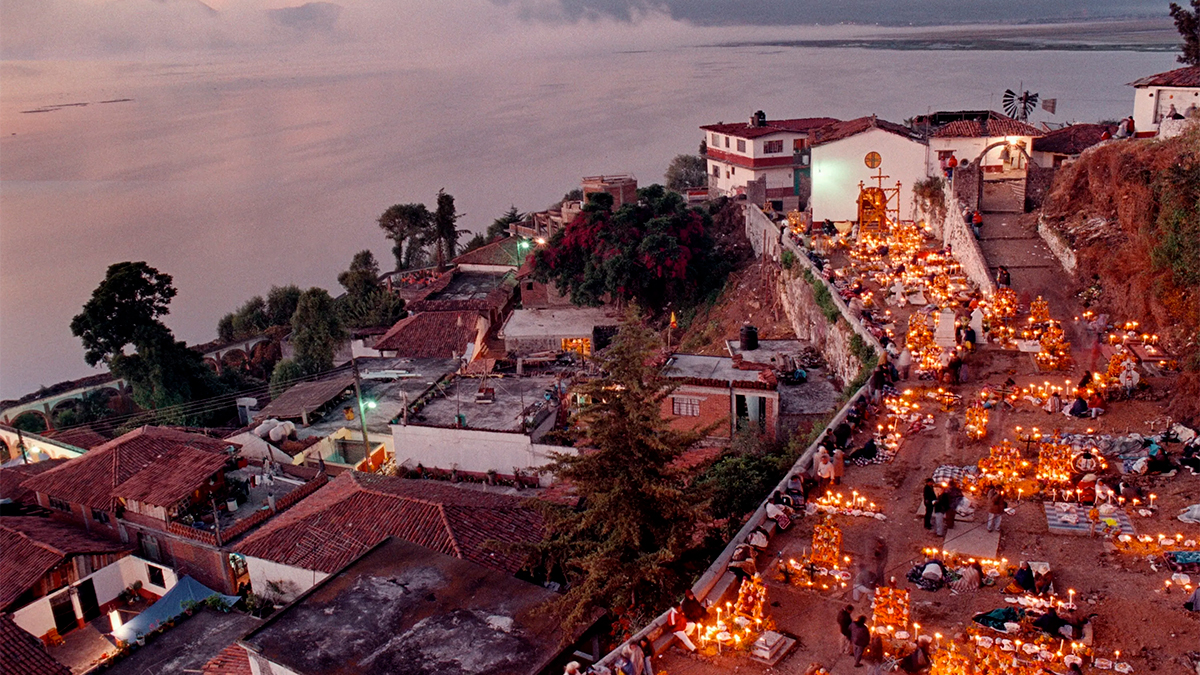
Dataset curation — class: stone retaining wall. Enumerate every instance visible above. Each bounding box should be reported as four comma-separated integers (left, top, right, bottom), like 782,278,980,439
1037,217,1078,275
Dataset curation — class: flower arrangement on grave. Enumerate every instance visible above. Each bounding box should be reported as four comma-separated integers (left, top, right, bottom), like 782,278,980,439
1030,296,1050,324
1035,321,1070,371
977,440,1030,492
814,489,883,517
734,574,767,620
1035,442,1075,486
964,404,989,441
810,519,842,569
871,587,911,630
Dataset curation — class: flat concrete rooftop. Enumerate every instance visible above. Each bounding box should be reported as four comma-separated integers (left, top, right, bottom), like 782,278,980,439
239,538,569,675
299,358,459,437
411,375,560,432
664,354,771,385
429,271,511,302
502,307,619,339
726,338,807,366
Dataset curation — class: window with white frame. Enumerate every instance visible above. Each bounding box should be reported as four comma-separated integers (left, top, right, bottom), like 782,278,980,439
736,139,746,152
763,140,783,154
672,397,701,417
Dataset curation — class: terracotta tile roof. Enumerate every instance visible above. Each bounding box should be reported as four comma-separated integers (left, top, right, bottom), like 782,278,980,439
1032,123,1116,156
452,237,528,268
201,644,253,675
373,311,484,357
701,117,840,140
20,426,234,512
0,460,68,506
0,613,71,675
1129,65,1200,88
0,516,131,609
932,115,1043,138
44,427,110,450
255,375,355,421
111,447,231,508
234,472,542,575
812,115,923,146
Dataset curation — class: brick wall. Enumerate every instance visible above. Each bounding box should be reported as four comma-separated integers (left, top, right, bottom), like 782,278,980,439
662,385,732,440
1025,164,1057,211
953,163,981,213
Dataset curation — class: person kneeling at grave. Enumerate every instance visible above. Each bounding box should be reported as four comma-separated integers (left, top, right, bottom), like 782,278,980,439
898,635,933,673
727,544,758,583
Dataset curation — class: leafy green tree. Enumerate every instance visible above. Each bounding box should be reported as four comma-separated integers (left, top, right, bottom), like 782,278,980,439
487,206,524,240
378,203,433,271
266,285,303,327
70,262,176,367
433,189,465,269
335,250,407,329
71,262,230,424
664,154,708,192
1171,0,1200,66
533,184,725,312
460,233,489,253
12,413,47,434
270,358,307,397
290,288,347,374
52,390,114,429
521,311,710,633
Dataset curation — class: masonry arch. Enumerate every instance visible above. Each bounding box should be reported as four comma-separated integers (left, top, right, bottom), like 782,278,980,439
11,410,49,433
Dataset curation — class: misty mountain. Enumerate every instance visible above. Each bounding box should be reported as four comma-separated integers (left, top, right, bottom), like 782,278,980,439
268,2,342,32
498,0,1170,26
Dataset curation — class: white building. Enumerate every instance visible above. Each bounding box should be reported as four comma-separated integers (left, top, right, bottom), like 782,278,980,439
927,112,1042,176
809,116,930,223
701,112,838,206
1129,65,1200,137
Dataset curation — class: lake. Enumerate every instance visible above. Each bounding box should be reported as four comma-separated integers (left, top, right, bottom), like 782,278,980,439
0,21,1178,399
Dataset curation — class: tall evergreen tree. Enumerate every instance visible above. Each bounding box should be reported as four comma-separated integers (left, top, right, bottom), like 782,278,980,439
433,189,464,269
1171,0,1200,66
378,203,433,271
522,310,711,633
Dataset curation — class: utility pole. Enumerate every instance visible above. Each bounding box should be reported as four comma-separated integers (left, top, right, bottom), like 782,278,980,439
15,428,28,464
351,357,372,464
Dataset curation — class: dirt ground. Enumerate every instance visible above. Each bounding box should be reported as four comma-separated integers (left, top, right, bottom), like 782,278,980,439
678,259,793,356
652,221,1200,675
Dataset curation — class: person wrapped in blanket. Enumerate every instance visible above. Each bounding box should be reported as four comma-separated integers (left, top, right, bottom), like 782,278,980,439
1009,562,1054,595
906,557,950,591
766,491,795,530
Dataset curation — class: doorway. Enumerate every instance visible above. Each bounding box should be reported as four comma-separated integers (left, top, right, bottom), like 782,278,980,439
50,592,77,635
76,579,100,622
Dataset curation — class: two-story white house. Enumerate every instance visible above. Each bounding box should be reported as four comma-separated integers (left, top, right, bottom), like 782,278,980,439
1129,65,1200,137
702,112,838,209
809,116,930,223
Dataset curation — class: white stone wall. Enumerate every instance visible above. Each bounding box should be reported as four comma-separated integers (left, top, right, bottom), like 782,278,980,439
811,128,930,223
390,424,573,475
745,204,782,262
245,556,329,603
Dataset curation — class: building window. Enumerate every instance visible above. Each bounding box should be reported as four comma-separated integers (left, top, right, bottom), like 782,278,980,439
793,138,808,152
730,166,735,175
712,164,720,177
91,509,110,524
736,139,746,152
525,282,534,290
146,564,165,588
49,497,71,512
672,397,701,417
763,140,783,154
712,133,720,146
724,136,730,148
138,532,161,562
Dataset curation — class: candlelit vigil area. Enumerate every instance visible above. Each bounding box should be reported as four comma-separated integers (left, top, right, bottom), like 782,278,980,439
646,212,1198,675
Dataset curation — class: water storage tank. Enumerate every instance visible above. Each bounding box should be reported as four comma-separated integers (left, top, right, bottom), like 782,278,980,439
740,323,759,351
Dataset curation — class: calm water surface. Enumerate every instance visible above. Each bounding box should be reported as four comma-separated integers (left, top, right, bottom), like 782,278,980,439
0,39,1176,398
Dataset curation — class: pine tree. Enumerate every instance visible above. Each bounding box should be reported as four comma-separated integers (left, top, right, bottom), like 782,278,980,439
525,310,712,634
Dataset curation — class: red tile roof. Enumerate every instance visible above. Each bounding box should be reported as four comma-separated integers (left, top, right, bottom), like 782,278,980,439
111,447,231,508
20,427,234,512
452,237,528,268
812,116,923,146
0,460,68,506
255,375,355,421
0,517,131,609
0,613,71,675
202,644,253,675
1129,65,1200,88
932,116,1042,138
1032,123,1116,156
45,426,110,450
234,472,542,575
701,117,840,140
373,311,484,357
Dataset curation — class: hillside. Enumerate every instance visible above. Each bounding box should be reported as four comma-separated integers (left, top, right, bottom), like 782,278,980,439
1039,127,1200,421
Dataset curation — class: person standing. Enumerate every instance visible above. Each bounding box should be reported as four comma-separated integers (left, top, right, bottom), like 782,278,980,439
986,488,1007,533
996,265,1011,289
923,479,938,530
850,616,871,667
897,346,912,381
944,481,963,530
817,456,835,495
933,488,951,536
832,448,846,486
837,604,854,654
972,210,984,239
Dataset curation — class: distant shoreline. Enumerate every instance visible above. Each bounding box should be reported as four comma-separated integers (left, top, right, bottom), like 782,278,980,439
708,17,1179,53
